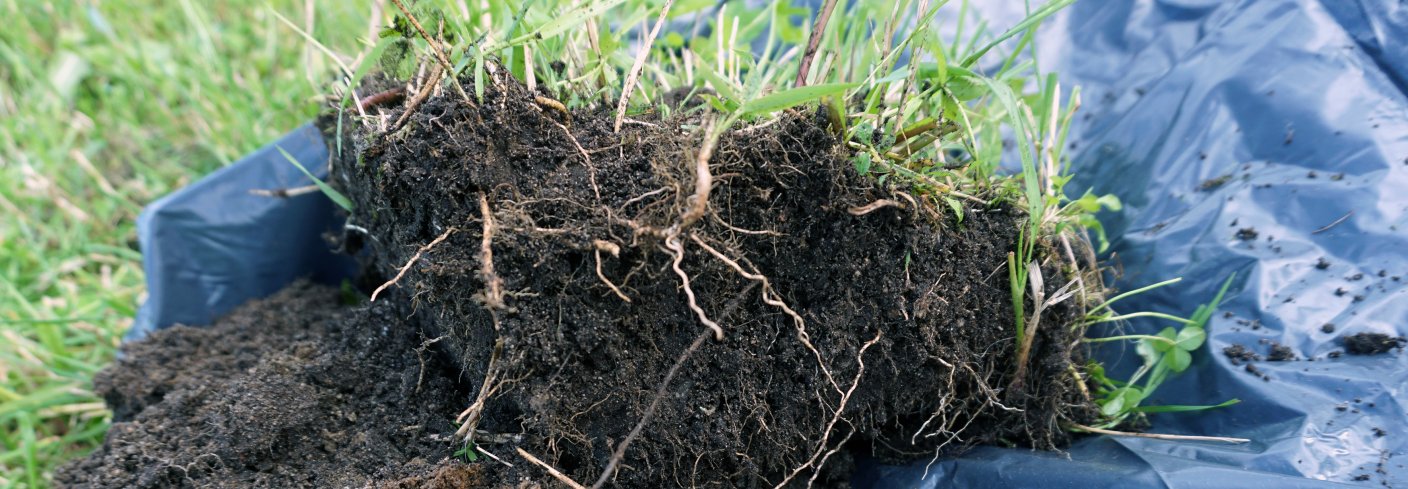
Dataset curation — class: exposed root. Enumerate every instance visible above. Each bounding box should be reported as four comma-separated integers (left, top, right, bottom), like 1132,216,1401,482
592,240,631,303
774,330,882,488
456,194,508,441
847,198,906,216
1068,424,1250,444
517,447,588,489
548,118,601,202
665,236,723,340
676,121,718,231
689,233,839,393
388,60,444,133
369,226,458,302
591,329,713,489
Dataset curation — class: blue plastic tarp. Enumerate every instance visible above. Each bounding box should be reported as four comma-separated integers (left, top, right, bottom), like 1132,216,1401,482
129,123,354,340
131,0,1408,486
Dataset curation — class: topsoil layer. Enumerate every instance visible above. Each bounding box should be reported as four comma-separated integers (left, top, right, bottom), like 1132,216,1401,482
323,75,1095,486
54,282,493,488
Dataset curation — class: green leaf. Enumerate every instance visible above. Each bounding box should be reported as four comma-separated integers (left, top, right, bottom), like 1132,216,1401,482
504,0,627,48
959,0,1075,68
1097,194,1123,212
693,60,739,103
739,82,859,116
1100,392,1125,417
1166,347,1192,372
944,197,964,223
1175,327,1206,351
276,146,354,212
1133,398,1240,414
852,153,871,175
1151,327,1177,352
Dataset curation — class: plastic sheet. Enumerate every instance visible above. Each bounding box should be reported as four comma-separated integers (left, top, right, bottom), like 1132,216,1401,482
129,0,1408,486
129,123,354,340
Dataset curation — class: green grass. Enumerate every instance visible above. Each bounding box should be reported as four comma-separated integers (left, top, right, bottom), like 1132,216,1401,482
0,1,370,485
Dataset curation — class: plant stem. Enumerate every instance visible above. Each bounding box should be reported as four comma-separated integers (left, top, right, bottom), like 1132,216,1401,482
1067,423,1249,444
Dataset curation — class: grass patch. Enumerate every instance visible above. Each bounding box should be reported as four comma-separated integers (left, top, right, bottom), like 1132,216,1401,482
0,1,369,485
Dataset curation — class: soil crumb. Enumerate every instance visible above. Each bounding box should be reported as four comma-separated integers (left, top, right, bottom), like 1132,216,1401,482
1266,342,1297,361
1224,344,1261,365
1342,333,1406,356
55,282,502,488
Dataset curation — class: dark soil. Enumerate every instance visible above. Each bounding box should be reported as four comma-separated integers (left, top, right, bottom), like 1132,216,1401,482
322,75,1096,486
54,282,511,488
1343,333,1406,355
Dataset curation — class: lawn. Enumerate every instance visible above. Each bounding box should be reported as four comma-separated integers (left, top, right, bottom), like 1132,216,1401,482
0,1,370,485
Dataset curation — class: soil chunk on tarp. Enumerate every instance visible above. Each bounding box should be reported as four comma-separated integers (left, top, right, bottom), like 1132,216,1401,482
54,282,497,488
328,78,1095,485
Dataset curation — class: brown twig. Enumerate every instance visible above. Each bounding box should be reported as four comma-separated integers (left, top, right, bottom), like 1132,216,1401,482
370,226,458,302
388,0,473,105
1069,423,1250,443
517,447,588,489
794,0,840,87
614,0,678,132
1312,210,1353,234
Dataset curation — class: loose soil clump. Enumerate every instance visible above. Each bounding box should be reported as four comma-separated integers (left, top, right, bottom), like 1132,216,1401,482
55,282,505,488
324,75,1097,485
1343,333,1406,355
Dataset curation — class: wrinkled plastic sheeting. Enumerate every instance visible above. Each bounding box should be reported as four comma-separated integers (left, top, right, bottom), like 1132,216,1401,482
860,0,1408,487
129,123,354,341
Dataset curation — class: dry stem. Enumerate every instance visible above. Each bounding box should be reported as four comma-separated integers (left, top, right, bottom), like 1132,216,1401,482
370,226,458,302
1069,424,1250,444
613,0,677,132
517,447,588,489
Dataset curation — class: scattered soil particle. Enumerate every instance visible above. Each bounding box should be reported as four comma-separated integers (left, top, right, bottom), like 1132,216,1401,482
1236,227,1259,240
1315,257,1331,270
1343,333,1407,355
1266,342,1298,361
1322,323,1337,334
54,282,511,488
1244,363,1271,381
1199,174,1233,191
1224,344,1261,365
1374,427,1388,437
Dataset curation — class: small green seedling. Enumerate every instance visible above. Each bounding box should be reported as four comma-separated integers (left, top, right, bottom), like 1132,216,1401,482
1082,274,1240,427
453,442,480,463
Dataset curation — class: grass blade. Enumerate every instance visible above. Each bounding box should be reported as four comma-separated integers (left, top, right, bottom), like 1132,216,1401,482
738,82,858,116
276,146,355,212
